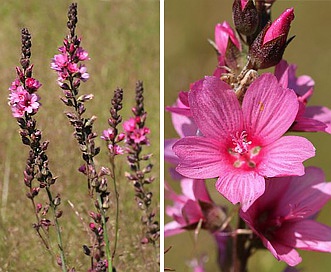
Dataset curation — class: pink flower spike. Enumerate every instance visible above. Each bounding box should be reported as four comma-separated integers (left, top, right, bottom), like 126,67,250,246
263,8,294,45
174,74,315,211
240,167,331,266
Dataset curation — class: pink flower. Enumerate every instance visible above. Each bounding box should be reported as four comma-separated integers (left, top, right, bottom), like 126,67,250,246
107,144,124,155
240,167,331,266
79,66,89,82
123,117,137,132
214,21,241,57
275,60,331,133
51,53,68,71
25,77,42,91
101,128,115,141
165,178,225,236
76,47,89,61
9,86,40,117
173,74,315,211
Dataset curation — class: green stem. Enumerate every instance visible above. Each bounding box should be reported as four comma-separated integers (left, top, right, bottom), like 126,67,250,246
98,195,113,272
110,158,119,261
46,187,67,272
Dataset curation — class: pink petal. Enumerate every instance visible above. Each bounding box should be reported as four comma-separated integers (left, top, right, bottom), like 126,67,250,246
302,106,331,133
189,76,243,139
291,116,327,133
258,136,315,177
192,179,212,203
267,240,302,266
164,139,179,165
164,221,186,237
276,167,331,218
243,73,299,145
215,171,265,212
171,111,197,138
278,220,331,253
174,136,229,179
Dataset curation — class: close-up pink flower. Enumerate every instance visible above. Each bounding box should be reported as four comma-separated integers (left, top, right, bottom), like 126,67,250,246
240,167,331,266
173,73,315,211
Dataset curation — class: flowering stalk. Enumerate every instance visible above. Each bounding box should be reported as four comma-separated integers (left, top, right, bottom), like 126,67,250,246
124,81,160,258
101,88,124,261
9,28,67,272
51,3,112,271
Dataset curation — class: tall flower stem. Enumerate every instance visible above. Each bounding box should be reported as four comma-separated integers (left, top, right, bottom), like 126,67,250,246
109,157,119,261
45,187,67,272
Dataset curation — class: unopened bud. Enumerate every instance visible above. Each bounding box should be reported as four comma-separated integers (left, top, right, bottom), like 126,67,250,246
249,8,295,69
232,0,258,36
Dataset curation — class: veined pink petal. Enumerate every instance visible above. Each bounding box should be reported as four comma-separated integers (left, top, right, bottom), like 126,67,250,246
215,171,265,212
258,136,315,177
189,76,243,139
279,221,331,253
276,167,331,217
243,73,299,145
174,136,228,179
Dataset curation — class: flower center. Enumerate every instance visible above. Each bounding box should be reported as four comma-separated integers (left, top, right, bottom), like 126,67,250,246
231,131,251,155
228,131,261,169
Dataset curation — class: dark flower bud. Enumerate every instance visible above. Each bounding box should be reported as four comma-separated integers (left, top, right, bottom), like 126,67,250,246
249,8,295,69
232,0,258,36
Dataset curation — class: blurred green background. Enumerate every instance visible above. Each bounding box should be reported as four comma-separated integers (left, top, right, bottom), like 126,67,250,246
165,1,331,271
0,1,159,271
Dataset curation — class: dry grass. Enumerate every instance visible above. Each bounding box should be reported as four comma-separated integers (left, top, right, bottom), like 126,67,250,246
0,1,159,271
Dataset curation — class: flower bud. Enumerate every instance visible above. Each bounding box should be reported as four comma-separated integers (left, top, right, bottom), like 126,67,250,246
249,8,295,69
232,0,258,36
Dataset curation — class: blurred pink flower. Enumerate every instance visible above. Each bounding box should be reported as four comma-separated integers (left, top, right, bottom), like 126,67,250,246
123,117,137,132
101,128,115,141
275,60,331,133
165,178,223,236
174,74,315,211
240,167,331,266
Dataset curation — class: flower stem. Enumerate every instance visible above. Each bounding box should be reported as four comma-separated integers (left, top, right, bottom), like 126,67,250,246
45,187,67,272
109,157,119,261
98,195,113,272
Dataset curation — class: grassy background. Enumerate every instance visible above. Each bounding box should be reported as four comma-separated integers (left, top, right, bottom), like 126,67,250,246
165,1,331,271
0,1,159,271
